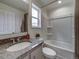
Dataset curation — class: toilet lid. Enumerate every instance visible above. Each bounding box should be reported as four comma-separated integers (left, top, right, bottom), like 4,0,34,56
43,47,56,56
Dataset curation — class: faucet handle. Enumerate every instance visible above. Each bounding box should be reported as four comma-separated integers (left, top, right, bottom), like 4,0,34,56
10,38,16,44
17,37,21,42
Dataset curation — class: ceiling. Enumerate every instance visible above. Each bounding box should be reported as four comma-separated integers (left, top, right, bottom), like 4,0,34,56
0,0,29,12
0,0,74,11
46,0,74,9
35,0,74,10
35,0,56,7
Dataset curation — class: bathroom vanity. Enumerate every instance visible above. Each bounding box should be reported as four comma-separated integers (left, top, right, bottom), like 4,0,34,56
17,40,44,59
18,42,43,59
0,39,44,59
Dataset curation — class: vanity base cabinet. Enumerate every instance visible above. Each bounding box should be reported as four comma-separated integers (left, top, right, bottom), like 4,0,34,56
23,55,30,59
18,43,44,59
31,46,44,59
18,53,30,59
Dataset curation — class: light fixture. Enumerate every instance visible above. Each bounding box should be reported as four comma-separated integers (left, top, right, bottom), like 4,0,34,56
22,0,28,3
23,0,26,2
58,0,62,4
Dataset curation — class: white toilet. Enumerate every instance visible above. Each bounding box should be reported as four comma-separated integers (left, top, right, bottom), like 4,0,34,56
42,47,56,59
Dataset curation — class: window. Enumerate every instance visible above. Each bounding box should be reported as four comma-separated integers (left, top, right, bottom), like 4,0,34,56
32,3,41,28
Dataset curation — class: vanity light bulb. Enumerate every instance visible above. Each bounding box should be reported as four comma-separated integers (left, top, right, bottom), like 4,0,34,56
58,1,62,4
23,0,26,2
22,0,28,3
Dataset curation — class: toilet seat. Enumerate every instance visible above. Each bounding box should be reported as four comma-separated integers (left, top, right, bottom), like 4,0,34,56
42,47,56,59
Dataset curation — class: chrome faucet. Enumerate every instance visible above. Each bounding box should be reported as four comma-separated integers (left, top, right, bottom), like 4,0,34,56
10,38,16,44
10,37,22,44
17,37,21,43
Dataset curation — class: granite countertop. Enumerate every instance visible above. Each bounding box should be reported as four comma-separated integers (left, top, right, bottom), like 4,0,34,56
0,39,44,59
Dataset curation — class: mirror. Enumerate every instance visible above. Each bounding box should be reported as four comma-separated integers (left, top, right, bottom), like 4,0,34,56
0,0,30,35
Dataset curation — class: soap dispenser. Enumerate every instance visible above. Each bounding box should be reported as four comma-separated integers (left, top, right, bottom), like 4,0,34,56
35,33,40,39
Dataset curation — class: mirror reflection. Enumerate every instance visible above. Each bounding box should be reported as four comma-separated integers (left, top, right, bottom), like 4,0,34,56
0,0,30,35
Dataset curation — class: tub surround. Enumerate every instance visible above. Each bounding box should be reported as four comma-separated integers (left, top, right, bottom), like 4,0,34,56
0,39,44,59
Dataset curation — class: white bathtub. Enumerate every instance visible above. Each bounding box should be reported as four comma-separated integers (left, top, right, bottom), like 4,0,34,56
44,40,75,59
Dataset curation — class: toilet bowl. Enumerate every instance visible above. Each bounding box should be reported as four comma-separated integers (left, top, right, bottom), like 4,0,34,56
42,47,56,59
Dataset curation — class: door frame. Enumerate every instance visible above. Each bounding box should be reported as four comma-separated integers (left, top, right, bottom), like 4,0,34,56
75,0,79,58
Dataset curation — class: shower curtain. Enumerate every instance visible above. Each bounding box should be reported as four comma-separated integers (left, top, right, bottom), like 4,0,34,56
21,13,28,32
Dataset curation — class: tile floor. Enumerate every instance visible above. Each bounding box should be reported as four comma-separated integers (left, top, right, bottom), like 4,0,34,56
44,55,66,59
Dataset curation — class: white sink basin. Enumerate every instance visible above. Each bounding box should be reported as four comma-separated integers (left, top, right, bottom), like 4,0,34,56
6,42,31,52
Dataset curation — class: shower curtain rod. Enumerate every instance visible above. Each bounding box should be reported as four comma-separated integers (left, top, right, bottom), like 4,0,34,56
49,15,73,20
41,0,58,8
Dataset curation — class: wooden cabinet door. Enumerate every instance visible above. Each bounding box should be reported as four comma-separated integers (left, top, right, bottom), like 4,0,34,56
23,55,30,59
31,46,44,59
18,53,30,59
